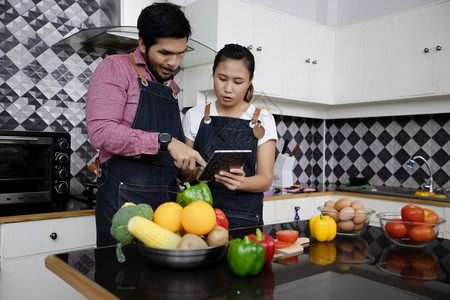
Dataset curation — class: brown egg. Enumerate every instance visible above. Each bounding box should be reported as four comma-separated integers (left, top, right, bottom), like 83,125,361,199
337,252,355,263
352,238,367,252
353,248,367,261
351,200,364,210
353,222,365,231
353,208,368,224
336,239,355,253
335,197,352,211
323,207,339,222
324,200,335,208
334,262,351,271
338,206,355,221
338,220,355,231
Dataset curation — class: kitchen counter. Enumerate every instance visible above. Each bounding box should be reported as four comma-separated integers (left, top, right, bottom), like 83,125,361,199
2,185,449,224
45,221,450,300
0,197,95,223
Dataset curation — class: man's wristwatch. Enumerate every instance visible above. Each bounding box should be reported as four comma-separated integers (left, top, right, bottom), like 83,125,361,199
158,132,172,151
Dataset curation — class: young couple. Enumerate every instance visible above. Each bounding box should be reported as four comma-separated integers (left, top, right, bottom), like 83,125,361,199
86,3,277,246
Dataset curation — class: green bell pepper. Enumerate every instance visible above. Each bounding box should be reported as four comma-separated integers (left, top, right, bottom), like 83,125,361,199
227,236,265,277
176,182,213,207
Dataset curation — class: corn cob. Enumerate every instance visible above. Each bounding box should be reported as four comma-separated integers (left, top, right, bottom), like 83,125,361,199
128,216,181,249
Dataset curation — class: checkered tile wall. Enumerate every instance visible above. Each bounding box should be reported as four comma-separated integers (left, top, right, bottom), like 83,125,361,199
275,114,450,190
1,0,449,196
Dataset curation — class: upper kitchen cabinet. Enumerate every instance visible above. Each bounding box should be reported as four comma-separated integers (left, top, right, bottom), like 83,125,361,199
363,15,396,101
333,23,364,103
284,16,334,104
395,1,450,97
183,0,334,107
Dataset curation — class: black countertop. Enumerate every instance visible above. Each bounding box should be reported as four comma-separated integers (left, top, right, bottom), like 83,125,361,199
49,221,450,300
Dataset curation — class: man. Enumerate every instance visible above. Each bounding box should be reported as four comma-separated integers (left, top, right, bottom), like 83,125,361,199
86,3,206,246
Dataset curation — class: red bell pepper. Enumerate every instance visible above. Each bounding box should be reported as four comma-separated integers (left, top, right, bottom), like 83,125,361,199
248,228,275,264
214,208,229,230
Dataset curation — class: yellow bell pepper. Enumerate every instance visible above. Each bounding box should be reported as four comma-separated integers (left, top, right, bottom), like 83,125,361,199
309,241,336,265
309,214,337,242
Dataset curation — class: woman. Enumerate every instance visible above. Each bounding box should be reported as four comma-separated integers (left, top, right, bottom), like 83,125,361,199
182,44,278,228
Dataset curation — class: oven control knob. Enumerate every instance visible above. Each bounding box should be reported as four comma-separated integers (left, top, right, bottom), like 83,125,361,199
55,167,69,179
55,181,69,194
57,140,69,151
55,153,69,164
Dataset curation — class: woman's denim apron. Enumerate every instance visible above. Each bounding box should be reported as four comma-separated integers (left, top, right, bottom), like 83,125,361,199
193,106,263,229
95,76,183,246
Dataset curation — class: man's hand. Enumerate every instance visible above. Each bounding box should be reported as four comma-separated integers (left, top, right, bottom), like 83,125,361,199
167,138,206,170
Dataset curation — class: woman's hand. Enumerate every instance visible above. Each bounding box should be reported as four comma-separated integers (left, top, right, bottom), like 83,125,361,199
214,167,246,191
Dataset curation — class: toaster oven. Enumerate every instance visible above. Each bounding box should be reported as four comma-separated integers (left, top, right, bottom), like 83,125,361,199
0,131,71,206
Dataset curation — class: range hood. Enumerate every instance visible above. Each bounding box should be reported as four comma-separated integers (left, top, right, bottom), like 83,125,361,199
53,1,215,68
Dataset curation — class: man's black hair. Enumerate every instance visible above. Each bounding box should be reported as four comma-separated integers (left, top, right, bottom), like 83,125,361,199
137,2,192,48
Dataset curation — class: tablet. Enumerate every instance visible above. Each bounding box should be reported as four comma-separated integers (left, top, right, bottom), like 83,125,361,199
198,150,252,182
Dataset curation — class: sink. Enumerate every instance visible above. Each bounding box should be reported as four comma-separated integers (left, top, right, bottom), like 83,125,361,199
338,185,448,202
366,186,417,195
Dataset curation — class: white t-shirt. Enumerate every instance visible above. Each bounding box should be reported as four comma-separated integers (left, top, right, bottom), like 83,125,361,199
183,102,278,146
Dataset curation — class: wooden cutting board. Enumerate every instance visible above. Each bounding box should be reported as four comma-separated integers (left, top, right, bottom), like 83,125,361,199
273,237,310,260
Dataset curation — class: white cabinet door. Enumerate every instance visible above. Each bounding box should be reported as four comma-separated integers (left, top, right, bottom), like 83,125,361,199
2,216,96,260
433,1,450,94
333,23,364,103
286,17,334,103
252,5,286,97
308,25,334,103
395,5,435,97
0,255,84,300
363,15,396,101
216,0,254,49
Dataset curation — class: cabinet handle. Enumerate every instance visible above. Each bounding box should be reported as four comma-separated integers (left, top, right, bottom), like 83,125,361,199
247,45,253,50
305,58,311,63
256,46,262,51
436,45,442,51
424,48,429,53
312,60,317,64
49,232,57,240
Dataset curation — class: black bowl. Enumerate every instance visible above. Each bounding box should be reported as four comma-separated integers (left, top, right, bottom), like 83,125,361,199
349,177,368,186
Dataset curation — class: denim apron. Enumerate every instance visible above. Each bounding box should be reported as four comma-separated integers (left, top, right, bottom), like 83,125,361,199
95,59,183,246
193,104,263,229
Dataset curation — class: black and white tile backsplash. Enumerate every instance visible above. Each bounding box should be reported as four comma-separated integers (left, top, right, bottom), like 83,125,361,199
1,0,449,196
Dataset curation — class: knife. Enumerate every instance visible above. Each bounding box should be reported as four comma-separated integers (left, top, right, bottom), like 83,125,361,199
289,142,300,157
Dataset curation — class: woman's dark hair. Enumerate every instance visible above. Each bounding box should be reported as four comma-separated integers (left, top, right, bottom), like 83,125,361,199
137,3,191,48
213,44,255,103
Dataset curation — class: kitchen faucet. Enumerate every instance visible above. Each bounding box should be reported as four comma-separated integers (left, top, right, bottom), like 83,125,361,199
406,156,433,193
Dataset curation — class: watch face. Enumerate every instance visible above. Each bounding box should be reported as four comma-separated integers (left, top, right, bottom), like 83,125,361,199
159,133,171,143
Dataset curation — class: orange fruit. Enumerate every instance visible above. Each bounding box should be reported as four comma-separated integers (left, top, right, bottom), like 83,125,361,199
181,201,216,236
153,202,183,233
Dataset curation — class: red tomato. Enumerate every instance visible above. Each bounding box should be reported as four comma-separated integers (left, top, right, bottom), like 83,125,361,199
276,230,299,243
273,240,291,249
385,219,408,239
278,256,299,265
409,253,437,273
408,225,436,243
274,240,291,249
423,208,439,224
214,208,229,230
384,248,407,271
401,205,424,222
401,265,424,286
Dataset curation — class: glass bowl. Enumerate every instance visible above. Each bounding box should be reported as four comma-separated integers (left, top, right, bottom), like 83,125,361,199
317,206,376,236
377,244,444,282
376,212,446,248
